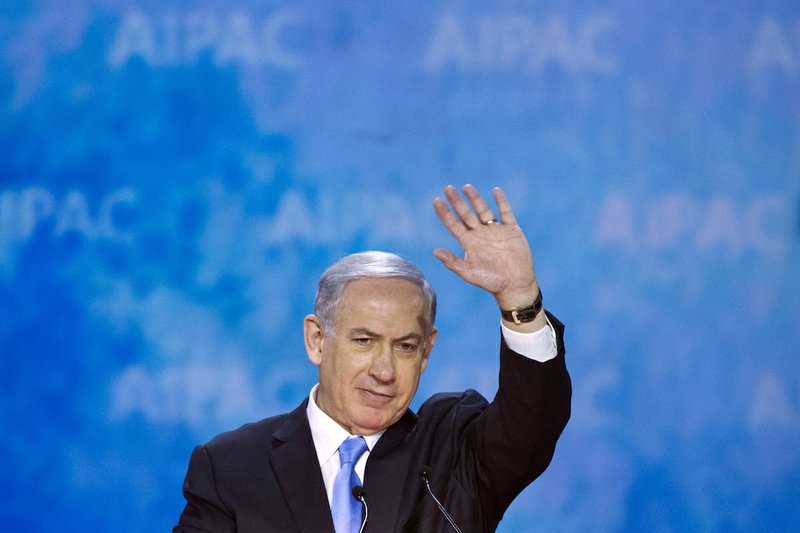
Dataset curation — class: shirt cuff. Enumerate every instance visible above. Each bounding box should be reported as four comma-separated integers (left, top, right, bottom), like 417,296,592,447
500,312,558,362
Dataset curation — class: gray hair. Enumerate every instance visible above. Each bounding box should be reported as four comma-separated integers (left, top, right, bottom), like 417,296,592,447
314,251,437,336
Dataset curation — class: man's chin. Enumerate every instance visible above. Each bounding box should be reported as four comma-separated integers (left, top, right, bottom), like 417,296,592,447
351,411,400,435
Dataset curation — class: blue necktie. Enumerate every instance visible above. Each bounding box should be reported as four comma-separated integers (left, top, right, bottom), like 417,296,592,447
331,436,368,533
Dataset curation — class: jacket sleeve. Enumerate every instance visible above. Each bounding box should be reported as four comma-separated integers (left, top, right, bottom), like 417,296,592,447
173,445,236,533
459,311,572,526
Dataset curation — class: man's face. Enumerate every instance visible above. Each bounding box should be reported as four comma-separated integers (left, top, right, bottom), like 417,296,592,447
304,278,437,435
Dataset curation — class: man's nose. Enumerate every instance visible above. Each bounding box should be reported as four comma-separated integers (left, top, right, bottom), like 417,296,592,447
368,345,396,383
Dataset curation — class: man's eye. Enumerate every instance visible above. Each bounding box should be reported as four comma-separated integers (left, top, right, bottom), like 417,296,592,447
354,338,373,345
397,343,417,352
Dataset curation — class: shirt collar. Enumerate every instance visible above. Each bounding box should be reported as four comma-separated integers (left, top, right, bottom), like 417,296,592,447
306,384,384,466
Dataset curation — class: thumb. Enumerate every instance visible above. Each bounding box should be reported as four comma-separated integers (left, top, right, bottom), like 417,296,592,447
433,248,467,276
432,248,454,265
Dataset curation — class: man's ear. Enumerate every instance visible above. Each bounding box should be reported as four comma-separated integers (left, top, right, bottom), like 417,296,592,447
303,314,325,366
420,326,438,374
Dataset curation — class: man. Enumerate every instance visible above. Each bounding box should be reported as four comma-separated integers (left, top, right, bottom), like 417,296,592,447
174,184,571,532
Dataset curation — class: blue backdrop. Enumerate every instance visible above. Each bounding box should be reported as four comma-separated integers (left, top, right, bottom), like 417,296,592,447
2,1,799,531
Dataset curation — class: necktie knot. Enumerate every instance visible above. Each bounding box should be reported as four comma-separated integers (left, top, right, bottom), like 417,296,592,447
339,436,368,466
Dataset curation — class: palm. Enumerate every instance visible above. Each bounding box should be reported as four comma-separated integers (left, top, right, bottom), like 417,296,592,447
433,185,537,303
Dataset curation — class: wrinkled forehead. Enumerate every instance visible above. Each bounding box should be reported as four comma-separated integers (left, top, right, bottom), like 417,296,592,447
336,278,431,330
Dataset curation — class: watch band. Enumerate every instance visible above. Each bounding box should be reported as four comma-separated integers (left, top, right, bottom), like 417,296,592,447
500,289,543,325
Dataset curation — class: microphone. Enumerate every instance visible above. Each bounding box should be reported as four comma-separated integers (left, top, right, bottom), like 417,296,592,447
352,486,368,533
420,466,463,533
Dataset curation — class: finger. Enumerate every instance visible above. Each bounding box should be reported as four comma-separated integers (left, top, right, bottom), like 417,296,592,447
462,184,498,224
444,184,482,229
493,187,517,226
433,197,469,241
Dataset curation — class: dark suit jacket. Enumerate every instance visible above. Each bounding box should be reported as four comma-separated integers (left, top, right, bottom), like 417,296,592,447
174,313,571,532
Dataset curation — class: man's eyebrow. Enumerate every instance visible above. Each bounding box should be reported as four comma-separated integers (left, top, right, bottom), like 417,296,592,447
348,327,380,338
347,329,422,343
395,333,423,343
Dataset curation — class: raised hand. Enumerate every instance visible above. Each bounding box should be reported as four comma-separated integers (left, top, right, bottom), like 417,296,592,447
432,184,541,318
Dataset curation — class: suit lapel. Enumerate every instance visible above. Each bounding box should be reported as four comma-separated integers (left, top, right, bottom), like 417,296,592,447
269,401,334,533
362,410,418,530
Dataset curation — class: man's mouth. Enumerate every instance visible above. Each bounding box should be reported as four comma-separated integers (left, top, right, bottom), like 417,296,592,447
358,388,395,406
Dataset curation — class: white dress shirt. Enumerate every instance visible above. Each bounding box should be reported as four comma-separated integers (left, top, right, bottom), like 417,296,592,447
306,319,557,505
